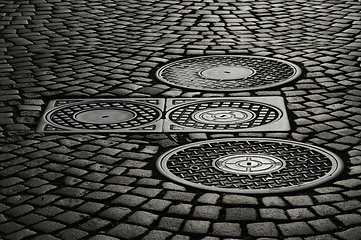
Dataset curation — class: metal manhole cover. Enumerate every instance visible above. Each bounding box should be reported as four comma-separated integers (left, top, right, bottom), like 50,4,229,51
155,55,302,92
163,97,290,132
37,97,289,133
156,138,344,194
37,99,165,133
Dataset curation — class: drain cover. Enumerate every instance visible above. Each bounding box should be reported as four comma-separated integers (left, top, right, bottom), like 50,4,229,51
37,97,289,133
163,97,290,132
156,138,344,194
37,99,165,133
155,55,302,92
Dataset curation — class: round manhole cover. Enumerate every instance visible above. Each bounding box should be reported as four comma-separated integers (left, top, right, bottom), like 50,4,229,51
155,55,302,92
156,138,344,194
166,99,281,130
45,100,162,130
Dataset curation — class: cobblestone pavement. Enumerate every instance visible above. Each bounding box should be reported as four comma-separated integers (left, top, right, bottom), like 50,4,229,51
1,0,361,239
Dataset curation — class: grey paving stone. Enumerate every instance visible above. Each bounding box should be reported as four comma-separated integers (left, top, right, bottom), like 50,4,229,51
163,191,196,202
107,223,147,239
171,235,191,240
31,220,66,233
247,222,279,237
158,217,184,231
193,205,222,220
262,196,287,207
56,228,89,240
225,207,257,221
334,226,361,240
307,218,338,233
335,213,361,226
142,230,173,240
333,200,361,211
30,234,61,240
197,193,220,204
76,202,105,214
334,179,361,188
83,191,115,200
4,228,37,240
183,220,211,235
54,211,90,224
98,207,131,221
167,203,193,216
200,237,220,240
304,234,338,240
4,204,33,217
79,218,111,232
127,211,159,226
105,176,137,185
222,195,258,205
162,182,187,191
211,222,242,237
141,199,172,212
88,235,119,240
111,194,147,207
287,208,316,220
283,196,314,206
17,213,47,225
260,208,288,220
0,221,24,234
311,205,341,217
54,198,84,208
53,187,88,198
35,206,64,217
314,194,345,203
278,222,315,237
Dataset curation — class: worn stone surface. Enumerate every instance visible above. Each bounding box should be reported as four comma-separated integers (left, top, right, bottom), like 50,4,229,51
0,0,361,239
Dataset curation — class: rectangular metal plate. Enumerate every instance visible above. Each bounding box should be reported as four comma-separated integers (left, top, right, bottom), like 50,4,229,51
37,97,290,133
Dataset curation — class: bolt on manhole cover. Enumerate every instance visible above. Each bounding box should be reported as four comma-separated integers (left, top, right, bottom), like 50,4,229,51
155,55,302,92
36,99,165,133
156,138,344,194
163,97,290,132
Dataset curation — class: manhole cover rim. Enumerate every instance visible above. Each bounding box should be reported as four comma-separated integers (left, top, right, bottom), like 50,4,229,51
156,138,344,194
155,55,303,92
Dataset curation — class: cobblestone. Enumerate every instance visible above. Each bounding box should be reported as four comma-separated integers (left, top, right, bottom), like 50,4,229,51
278,222,315,237
334,226,361,240
107,223,148,239
193,205,222,220
158,217,184,232
212,222,242,237
247,222,278,237
0,0,361,239
225,207,257,221
183,220,211,235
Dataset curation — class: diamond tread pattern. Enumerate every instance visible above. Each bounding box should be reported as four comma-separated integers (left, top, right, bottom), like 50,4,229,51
165,140,336,193
157,56,300,91
168,100,280,129
46,100,161,130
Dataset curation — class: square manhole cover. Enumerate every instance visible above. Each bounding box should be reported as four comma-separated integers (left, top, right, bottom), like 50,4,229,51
163,97,290,132
37,99,165,133
37,97,290,133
